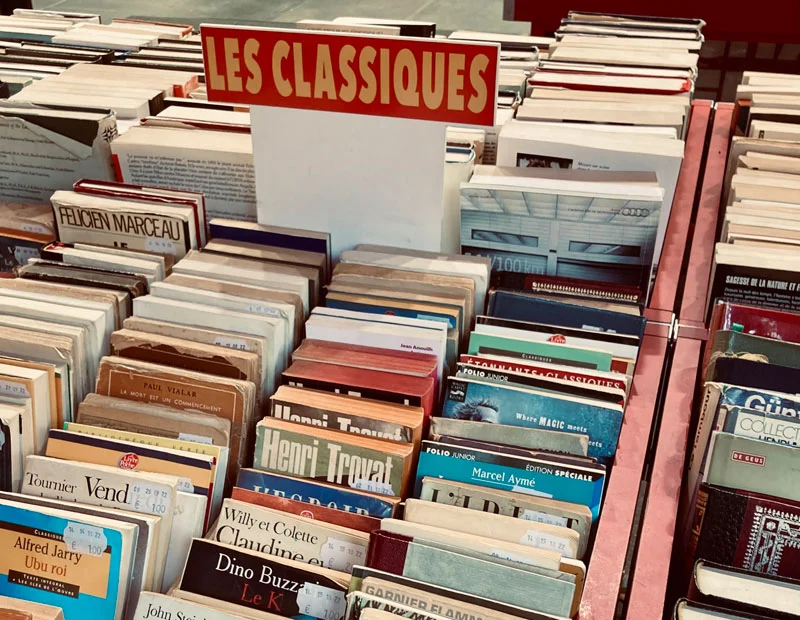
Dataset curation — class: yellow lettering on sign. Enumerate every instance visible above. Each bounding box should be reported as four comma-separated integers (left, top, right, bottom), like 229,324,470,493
314,44,337,100
244,39,262,95
447,53,465,111
223,37,243,92
394,49,419,107
293,42,311,98
272,40,292,96
338,45,357,103
359,46,377,104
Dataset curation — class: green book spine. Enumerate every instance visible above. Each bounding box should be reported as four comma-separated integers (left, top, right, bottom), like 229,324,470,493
467,332,612,372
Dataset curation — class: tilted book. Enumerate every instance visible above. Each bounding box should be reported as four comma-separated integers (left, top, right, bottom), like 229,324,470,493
209,498,369,573
178,539,350,620
236,469,399,519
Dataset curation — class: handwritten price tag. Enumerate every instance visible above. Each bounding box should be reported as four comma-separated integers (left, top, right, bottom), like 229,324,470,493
320,537,366,572
128,482,171,516
297,583,345,620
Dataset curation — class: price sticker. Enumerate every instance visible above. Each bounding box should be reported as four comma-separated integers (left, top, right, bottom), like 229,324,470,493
145,237,175,254
349,479,394,496
63,522,107,557
128,481,171,516
320,537,366,572
520,529,573,555
297,582,346,620
520,509,568,528
213,336,250,351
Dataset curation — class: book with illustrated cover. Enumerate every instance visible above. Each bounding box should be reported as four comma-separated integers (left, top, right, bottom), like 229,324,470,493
719,406,800,447
0,497,136,620
429,415,589,456
254,418,414,498
177,538,350,620
236,469,399,519
230,487,381,534
688,484,800,580
415,439,606,518
209,498,369,572
440,376,623,461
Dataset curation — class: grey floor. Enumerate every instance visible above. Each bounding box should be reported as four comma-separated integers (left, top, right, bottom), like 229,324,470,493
32,0,530,34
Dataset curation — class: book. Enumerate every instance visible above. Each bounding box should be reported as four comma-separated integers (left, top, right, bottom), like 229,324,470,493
688,560,800,619
236,469,399,519
415,439,606,519
231,487,381,534
269,386,424,445
403,498,582,559
177,538,350,620
0,496,137,620
440,376,623,461
0,405,23,492
705,331,800,380
429,416,589,456
704,432,800,502
209,498,369,572
419,477,592,547
673,599,769,620
719,406,800,447
254,418,415,498
133,593,254,620
0,596,63,620
366,531,573,618
709,358,800,395
689,483,800,580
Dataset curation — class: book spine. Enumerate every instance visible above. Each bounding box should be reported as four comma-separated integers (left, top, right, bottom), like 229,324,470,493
269,399,413,443
282,374,421,408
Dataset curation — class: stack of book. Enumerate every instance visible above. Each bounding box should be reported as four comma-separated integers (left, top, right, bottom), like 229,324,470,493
675,70,800,620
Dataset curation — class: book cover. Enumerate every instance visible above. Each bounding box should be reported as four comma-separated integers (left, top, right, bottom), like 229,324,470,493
365,532,573,618
430,416,589,456
231,487,381,534
708,301,800,345
269,389,420,444
134,592,252,620
440,377,622,461
281,360,435,419
178,539,350,620
254,420,412,498
488,289,646,339
236,469,398,519
210,498,368,572
705,432,800,502
415,440,606,518
349,566,555,620
419,476,592,543
459,353,629,392
324,297,458,331
721,406,800,446
0,500,129,620
710,358,800,395
345,591,452,620
689,484,800,580
707,261,800,317
467,332,614,372
707,331,800,380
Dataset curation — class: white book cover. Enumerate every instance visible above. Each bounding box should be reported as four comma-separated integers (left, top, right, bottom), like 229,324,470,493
0,363,51,455
134,592,253,620
165,491,207,589
210,498,368,573
22,454,178,591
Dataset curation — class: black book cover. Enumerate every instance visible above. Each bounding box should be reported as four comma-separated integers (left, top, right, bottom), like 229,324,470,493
0,418,11,492
708,263,800,319
688,560,800,620
0,81,8,99
280,372,423,408
709,357,800,394
179,539,348,620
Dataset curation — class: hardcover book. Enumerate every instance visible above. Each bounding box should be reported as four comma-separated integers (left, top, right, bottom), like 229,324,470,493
440,376,623,461
689,483,800,580
430,416,589,456
0,497,136,620
415,439,606,518
418,476,592,545
209,498,369,572
708,301,800,346
231,487,381,534
709,358,800,399
365,531,574,618
178,539,350,620
236,469,399,519
720,406,800,447
707,255,800,316
706,330,800,380
254,418,414,498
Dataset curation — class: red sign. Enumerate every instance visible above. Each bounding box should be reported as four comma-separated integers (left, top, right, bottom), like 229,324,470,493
731,451,765,466
118,452,140,470
201,25,499,126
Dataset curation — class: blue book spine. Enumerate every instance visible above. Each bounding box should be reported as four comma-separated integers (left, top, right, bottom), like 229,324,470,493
441,378,622,461
0,504,122,619
325,299,456,329
236,469,395,518
414,441,605,519
489,291,646,339
209,222,328,257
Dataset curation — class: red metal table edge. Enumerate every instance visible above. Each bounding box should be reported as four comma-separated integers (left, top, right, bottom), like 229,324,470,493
648,101,712,314
577,333,668,620
624,336,704,620
678,103,736,325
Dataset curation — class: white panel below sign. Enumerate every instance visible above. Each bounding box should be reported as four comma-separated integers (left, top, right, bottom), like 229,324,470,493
251,105,448,260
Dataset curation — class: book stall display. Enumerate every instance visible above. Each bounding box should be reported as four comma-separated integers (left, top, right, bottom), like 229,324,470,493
0,8,796,620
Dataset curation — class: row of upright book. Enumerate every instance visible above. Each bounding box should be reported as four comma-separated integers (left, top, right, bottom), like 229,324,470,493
671,69,800,620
